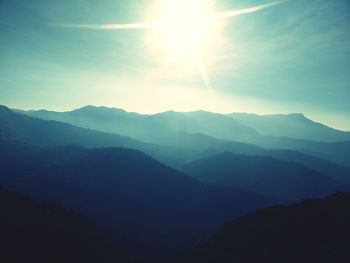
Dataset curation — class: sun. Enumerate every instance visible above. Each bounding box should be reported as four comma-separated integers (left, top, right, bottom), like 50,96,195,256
154,0,213,56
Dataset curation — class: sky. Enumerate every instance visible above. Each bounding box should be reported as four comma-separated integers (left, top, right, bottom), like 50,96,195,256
0,0,350,130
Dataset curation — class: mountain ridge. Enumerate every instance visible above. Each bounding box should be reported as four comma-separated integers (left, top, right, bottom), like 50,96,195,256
21,105,349,132
182,151,347,201
3,104,350,179
18,104,350,167
192,192,350,263
0,139,276,262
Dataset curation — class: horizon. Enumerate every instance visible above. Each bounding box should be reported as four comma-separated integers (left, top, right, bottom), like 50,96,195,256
1,0,350,130
5,103,349,132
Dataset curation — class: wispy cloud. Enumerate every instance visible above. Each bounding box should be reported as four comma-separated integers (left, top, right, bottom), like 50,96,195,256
212,1,287,21
52,1,287,30
51,22,156,30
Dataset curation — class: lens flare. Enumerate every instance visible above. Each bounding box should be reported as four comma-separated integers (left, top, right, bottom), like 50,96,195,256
54,1,287,92
154,0,213,56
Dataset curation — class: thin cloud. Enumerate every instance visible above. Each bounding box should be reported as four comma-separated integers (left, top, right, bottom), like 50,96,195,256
50,1,287,93
52,1,287,30
52,22,156,30
212,1,287,21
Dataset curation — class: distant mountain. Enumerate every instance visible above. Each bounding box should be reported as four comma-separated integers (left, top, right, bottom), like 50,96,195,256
0,140,275,262
229,112,350,142
20,105,259,146
257,136,350,168
262,149,350,183
0,186,129,263
192,192,350,263
182,152,346,201
20,105,350,168
3,105,350,261
1,105,192,168
5,105,350,182
1,105,276,170
151,110,259,143
1,105,147,149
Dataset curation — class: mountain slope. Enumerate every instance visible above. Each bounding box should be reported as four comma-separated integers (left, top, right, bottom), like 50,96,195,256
5,105,350,182
182,152,347,201
193,192,350,263
20,106,259,146
229,112,350,142
263,149,350,183
257,136,350,168
1,105,147,148
0,140,276,262
20,105,350,168
1,105,198,168
0,186,129,263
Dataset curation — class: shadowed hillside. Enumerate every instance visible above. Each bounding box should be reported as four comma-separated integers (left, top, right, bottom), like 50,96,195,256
0,140,276,262
192,192,350,263
182,152,348,201
0,186,129,263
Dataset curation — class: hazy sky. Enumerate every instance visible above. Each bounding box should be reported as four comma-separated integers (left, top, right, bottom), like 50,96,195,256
1,0,350,130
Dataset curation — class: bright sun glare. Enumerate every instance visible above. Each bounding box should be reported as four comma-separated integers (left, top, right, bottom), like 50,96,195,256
154,0,213,56
59,0,286,91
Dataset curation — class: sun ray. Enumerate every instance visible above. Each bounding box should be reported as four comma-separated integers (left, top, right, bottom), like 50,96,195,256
195,52,213,94
52,1,287,31
52,1,287,94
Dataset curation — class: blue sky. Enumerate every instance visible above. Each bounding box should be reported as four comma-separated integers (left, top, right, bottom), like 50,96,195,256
1,0,350,130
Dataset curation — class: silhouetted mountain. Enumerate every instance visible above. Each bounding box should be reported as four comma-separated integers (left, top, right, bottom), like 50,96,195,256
0,186,129,263
257,136,350,168
0,140,275,262
151,110,259,143
1,105,194,168
192,192,350,263
182,152,347,201
1,105,147,148
20,106,259,146
263,149,350,183
229,112,350,142
3,105,268,168
5,105,350,182
3,105,350,261
20,105,350,168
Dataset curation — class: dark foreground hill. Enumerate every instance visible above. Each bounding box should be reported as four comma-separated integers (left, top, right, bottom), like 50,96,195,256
192,192,350,263
0,140,275,262
0,186,129,263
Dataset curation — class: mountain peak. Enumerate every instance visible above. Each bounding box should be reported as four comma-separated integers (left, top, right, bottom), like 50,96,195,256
288,113,306,118
74,105,127,114
0,105,12,113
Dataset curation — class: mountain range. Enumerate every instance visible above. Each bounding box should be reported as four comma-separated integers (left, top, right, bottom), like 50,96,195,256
2,104,350,187
230,112,350,142
1,103,350,262
19,105,350,167
182,152,347,201
0,139,276,262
